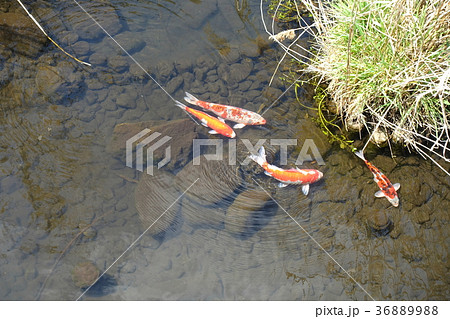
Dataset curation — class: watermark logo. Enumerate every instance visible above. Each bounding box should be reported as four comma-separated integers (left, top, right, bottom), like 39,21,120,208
126,130,324,175
192,138,325,166
126,129,172,175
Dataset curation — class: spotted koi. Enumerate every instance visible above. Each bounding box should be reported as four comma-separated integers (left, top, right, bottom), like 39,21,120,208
355,150,400,207
183,92,266,129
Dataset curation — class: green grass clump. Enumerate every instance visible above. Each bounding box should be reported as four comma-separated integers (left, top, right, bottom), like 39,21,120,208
317,0,449,140
266,0,449,169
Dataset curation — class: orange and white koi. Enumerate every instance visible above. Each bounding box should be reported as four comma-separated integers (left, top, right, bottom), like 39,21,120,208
249,146,323,195
183,92,266,129
355,150,400,207
175,100,236,138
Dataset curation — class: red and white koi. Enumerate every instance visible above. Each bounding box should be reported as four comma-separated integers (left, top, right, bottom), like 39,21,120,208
249,146,323,195
355,150,400,207
175,100,236,138
183,92,266,129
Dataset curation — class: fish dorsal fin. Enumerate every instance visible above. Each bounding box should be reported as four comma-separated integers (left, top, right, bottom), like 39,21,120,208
217,117,225,123
301,184,310,196
393,183,400,191
374,190,385,198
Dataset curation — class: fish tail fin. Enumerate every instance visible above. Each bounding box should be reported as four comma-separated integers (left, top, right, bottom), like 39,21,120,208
175,100,187,110
184,92,199,105
249,146,267,166
354,149,366,161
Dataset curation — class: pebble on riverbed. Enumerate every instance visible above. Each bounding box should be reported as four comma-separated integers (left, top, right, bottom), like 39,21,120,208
365,208,393,236
72,261,100,288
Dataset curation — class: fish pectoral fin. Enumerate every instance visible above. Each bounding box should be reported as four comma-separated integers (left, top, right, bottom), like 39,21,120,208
264,171,272,176
208,130,218,134
301,184,310,196
278,182,289,188
374,190,385,198
393,183,400,191
233,123,246,129
200,119,208,127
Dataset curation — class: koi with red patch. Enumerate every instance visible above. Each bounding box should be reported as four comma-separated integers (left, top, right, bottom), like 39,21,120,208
183,92,266,129
355,150,400,207
249,146,323,195
175,100,236,138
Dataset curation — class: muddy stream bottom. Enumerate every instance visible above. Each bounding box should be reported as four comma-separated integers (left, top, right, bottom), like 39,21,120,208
0,0,448,300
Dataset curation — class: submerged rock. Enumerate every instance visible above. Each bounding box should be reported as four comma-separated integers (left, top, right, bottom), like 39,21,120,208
370,128,388,146
0,12,47,58
107,118,200,171
181,197,226,229
72,261,100,288
65,2,122,41
225,188,273,237
365,208,392,236
180,0,218,30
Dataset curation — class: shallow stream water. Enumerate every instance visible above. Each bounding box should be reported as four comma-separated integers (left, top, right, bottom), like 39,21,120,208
0,0,448,300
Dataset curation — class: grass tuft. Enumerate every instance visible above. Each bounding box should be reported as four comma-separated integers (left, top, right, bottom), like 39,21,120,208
263,0,450,173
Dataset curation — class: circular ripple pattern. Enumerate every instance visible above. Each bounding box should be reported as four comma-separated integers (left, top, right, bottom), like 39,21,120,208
135,170,181,237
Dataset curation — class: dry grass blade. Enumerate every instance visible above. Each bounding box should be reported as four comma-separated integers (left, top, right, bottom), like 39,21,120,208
16,0,91,66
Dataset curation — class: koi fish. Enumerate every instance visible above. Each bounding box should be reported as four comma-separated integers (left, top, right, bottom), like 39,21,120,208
249,146,323,195
183,92,266,129
355,150,400,207
175,100,236,138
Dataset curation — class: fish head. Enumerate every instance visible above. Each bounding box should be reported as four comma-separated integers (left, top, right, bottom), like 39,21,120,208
314,170,323,182
249,113,266,125
258,116,267,125
388,195,399,207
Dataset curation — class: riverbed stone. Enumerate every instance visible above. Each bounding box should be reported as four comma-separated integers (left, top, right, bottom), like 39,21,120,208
71,41,90,56
0,12,47,57
60,30,79,46
225,188,273,237
107,118,200,171
364,207,392,235
108,55,129,73
166,76,183,95
72,261,100,288
411,206,431,224
180,0,218,30
227,59,253,84
68,2,122,41
35,65,63,96
181,197,226,229
116,92,136,109
113,32,146,54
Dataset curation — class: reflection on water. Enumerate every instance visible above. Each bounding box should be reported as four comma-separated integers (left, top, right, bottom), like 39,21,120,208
0,0,449,301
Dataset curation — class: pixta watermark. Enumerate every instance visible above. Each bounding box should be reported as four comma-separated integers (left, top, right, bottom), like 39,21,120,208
126,129,325,175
